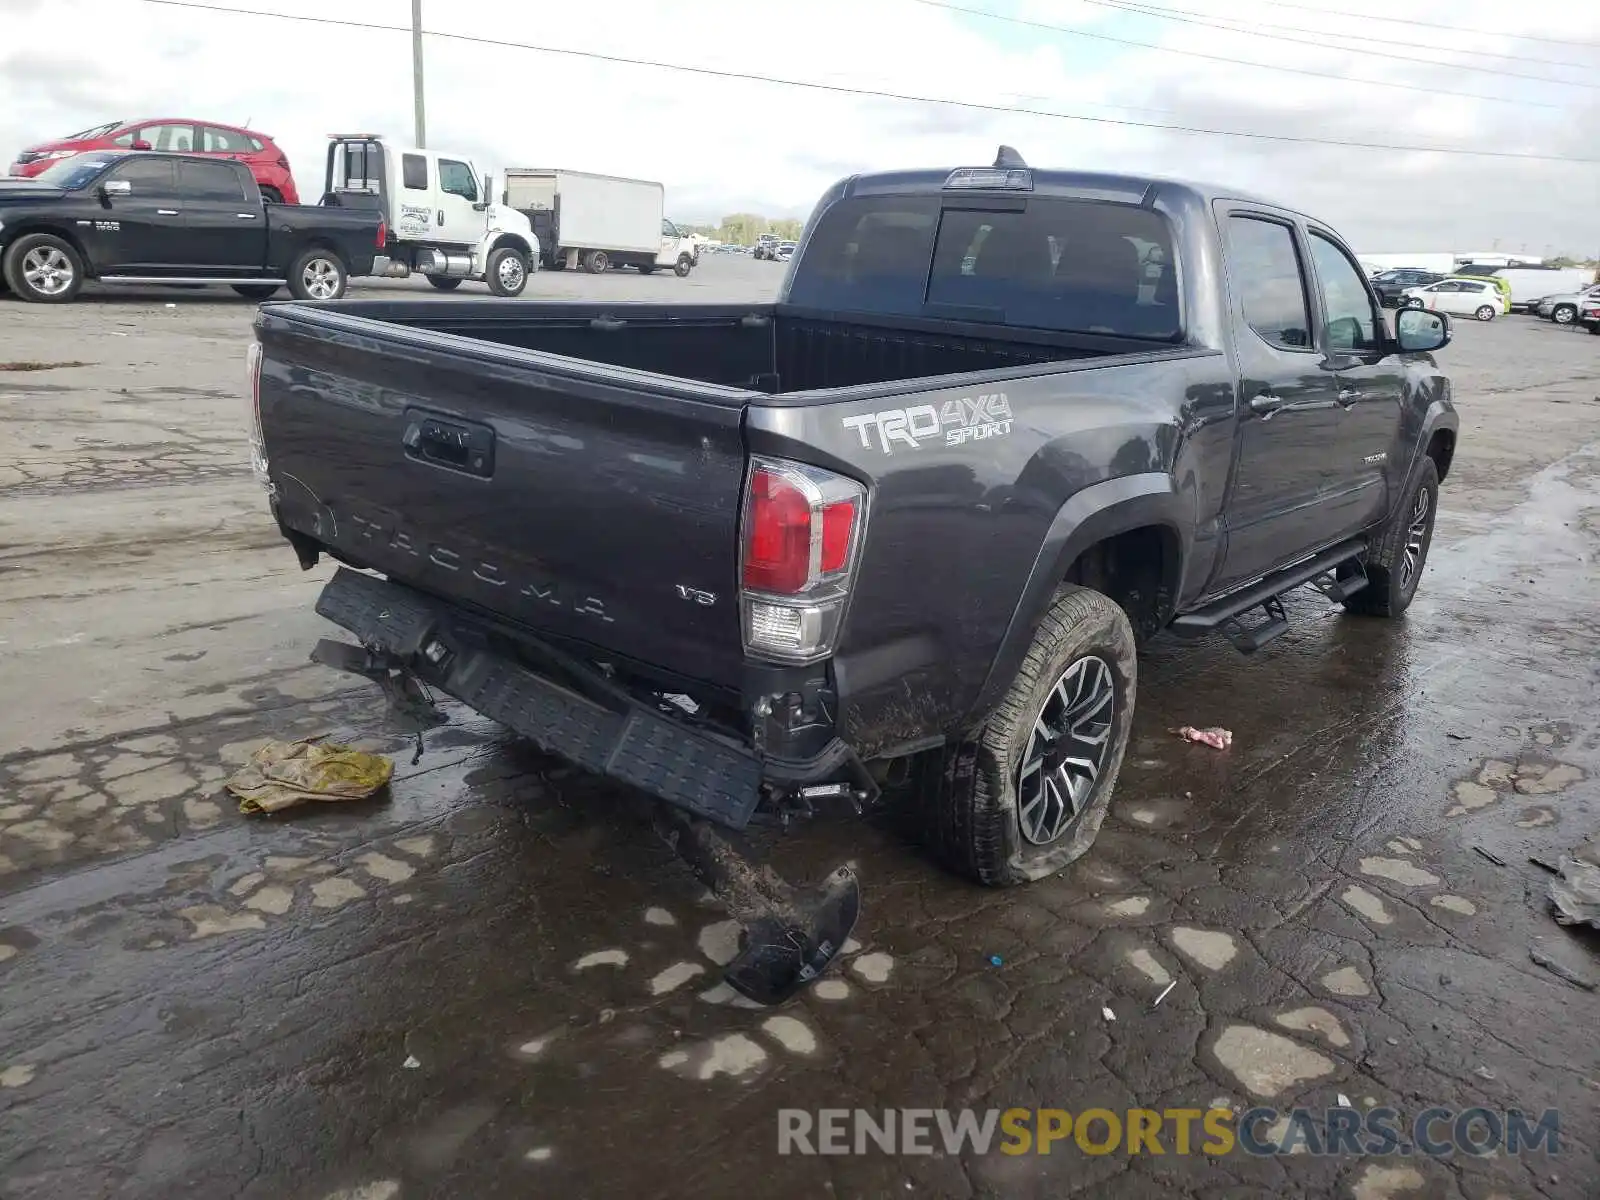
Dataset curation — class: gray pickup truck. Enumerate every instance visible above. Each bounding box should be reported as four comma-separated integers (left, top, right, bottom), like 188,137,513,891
250,147,1458,897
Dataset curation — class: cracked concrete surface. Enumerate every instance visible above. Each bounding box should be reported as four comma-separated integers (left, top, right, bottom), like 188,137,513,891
2,269,1599,1199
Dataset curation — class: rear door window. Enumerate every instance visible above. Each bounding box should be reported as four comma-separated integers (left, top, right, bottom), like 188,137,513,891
401,153,429,190
1225,216,1312,351
177,159,247,201
786,194,1179,339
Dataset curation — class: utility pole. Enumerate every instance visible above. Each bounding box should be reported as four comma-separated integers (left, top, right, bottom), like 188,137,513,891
411,0,427,148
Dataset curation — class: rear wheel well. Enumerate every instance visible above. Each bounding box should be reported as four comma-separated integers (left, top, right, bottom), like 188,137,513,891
1064,525,1179,644
1426,429,1455,481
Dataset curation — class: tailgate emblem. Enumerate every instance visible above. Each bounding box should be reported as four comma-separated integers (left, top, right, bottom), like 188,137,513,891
675,584,717,606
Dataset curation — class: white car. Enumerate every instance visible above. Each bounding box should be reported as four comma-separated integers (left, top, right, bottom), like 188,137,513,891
1400,278,1506,321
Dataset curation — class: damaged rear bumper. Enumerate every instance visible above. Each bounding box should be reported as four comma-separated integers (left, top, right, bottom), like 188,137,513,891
313,567,862,829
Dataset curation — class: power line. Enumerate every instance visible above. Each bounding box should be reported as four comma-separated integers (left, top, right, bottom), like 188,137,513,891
1249,0,1600,52
137,0,1600,164
1071,0,1600,87
911,0,1565,108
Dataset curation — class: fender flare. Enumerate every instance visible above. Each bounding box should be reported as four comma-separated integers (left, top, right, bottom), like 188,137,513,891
1387,398,1458,524
963,472,1191,726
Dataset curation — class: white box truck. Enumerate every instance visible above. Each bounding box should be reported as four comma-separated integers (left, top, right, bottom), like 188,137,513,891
503,169,695,277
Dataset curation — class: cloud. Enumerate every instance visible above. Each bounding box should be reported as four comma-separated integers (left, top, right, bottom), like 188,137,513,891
2,0,1597,253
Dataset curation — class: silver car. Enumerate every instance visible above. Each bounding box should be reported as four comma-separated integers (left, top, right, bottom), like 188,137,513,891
1535,283,1600,324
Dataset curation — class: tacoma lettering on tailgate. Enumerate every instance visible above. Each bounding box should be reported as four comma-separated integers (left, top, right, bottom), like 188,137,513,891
341,506,614,623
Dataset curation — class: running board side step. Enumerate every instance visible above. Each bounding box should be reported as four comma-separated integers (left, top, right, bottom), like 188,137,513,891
1169,540,1366,655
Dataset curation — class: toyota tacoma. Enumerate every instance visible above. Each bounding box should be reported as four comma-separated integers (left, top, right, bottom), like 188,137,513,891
248,148,1459,896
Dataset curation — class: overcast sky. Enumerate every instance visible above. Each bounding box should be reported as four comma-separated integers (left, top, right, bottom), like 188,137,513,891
4,0,1598,255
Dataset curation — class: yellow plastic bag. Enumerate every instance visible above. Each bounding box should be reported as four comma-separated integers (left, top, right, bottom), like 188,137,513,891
226,738,394,814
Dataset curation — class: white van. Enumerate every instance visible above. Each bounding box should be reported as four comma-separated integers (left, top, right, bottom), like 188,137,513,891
1489,267,1595,313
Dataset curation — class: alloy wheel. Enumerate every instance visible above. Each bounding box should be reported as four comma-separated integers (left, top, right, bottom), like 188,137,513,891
1399,485,1431,593
22,246,74,296
1016,655,1116,846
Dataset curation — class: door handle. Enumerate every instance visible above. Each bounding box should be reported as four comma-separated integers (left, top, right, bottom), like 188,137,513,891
437,210,445,225
1337,388,1363,406
1250,393,1287,416
236,213,257,219
156,208,179,216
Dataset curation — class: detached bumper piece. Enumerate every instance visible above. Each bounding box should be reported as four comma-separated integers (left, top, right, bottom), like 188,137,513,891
314,567,764,829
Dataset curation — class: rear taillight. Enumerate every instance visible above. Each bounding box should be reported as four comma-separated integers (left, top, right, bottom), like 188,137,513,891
246,341,273,495
739,457,866,663
376,215,387,248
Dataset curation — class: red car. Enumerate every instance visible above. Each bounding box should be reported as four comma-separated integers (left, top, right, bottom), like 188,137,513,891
8,119,299,204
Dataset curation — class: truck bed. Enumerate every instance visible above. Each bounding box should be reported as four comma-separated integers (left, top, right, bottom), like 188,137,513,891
310,299,1125,393
253,298,1191,701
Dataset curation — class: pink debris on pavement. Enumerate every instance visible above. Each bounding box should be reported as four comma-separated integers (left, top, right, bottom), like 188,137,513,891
1172,726,1233,750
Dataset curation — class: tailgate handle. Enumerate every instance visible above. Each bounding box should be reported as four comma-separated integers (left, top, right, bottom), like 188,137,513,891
403,414,494,478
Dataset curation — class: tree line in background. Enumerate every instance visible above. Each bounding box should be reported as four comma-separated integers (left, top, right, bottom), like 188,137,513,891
677,214,805,245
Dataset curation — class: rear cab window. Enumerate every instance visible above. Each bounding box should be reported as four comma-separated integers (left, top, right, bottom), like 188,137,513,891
786,193,1181,340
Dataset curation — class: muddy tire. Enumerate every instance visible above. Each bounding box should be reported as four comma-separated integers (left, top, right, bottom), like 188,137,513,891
930,585,1136,887
1342,457,1439,618
674,254,693,278
582,249,609,274
427,276,463,291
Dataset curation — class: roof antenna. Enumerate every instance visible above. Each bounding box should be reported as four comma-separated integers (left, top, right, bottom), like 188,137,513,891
994,145,1026,168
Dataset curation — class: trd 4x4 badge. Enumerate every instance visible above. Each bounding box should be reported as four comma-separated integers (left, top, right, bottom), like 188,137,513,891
842,394,1013,455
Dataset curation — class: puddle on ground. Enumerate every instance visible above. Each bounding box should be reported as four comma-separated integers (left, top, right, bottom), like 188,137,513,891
1210,1024,1336,1098
1320,966,1371,998
1430,895,1477,916
1169,927,1237,971
1341,886,1394,926
1273,1006,1351,1048
1126,947,1173,986
1357,857,1441,888
572,948,628,971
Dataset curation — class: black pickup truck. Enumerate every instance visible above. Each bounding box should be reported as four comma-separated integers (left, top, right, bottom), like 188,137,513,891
0,151,381,303
251,148,1458,890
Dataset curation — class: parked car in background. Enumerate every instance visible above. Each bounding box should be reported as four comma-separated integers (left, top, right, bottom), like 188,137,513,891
1580,296,1600,335
1370,268,1445,307
1535,283,1600,325
0,151,379,303
8,119,299,204
775,240,796,262
752,233,780,260
1400,277,1505,321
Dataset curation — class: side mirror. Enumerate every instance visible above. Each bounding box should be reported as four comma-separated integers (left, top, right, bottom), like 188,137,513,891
474,173,492,212
131,139,152,151
101,180,132,198
1394,306,1450,353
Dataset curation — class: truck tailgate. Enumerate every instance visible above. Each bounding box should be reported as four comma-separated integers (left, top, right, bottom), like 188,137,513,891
255,308,754,690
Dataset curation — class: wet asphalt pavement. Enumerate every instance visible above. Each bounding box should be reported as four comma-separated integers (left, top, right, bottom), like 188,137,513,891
2,260,1599,1200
